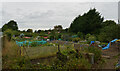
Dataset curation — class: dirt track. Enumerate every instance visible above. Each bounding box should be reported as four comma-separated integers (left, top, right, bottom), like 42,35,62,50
93,44,120,69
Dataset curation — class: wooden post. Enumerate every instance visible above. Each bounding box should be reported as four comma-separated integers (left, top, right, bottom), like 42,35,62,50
28,44,29,48
21,46,24,56
20,46,21,56
20,46,24,56
58,44,60,52
91,54,94,64
89,53,94,64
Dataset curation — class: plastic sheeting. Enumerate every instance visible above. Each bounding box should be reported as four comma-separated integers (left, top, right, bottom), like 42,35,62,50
102,39,118,50
16,40,47,47
90,41,95,45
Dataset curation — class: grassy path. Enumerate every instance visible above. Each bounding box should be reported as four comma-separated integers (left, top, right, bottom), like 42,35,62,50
94,45,119,69
101,45,119,69
102,57,117,69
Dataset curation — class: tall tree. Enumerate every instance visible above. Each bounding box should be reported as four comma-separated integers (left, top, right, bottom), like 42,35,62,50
2,20,18,32
27,29,33,33
54,25,63,31
69,8,104,34
101,20,116,28
98,21,120,42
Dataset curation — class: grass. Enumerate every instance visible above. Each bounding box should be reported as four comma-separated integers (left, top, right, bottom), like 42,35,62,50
25,46,58,59
2,37,21,69
25,42,74,59
2,37,102,69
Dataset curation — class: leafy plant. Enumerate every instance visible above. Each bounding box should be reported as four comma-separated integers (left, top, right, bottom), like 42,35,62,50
86,47,102,62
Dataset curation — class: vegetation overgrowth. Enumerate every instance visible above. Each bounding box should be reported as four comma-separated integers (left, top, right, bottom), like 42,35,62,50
2,8,120,69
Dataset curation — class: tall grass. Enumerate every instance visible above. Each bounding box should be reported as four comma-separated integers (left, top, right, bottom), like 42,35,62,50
2,36,31,69
25,43,72,59
2,36,20,58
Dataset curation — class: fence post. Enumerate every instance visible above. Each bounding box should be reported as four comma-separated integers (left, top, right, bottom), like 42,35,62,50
20,46,21,56
89,53,94,64
58,44,60,52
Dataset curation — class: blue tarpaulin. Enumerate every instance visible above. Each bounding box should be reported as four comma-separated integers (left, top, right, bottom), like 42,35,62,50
102,39,118,50
90,41,95,45
16,40,47,47
58,38,62,40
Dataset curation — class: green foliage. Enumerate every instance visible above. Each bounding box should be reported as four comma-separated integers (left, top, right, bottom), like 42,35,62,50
98,22,120,42
4,29,13,41
87,35,96,43
2,20,18,32
72,37,80,42
31,42,38,47
10,57,31,69
64,57,91,69
77,32,84,39
27,29,33,33
69,8,103,34
85,33,91,40
101,20,116,27
54,25,63,31
49,35,54,40
85,47,102,62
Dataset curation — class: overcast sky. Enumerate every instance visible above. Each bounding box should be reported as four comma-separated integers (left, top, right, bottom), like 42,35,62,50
0,2,118,31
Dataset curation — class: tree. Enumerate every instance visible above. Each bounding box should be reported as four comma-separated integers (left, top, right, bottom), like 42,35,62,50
69,8,104,34
2,20,18,32
65,28,69,32
98,22,120,42
54,25,63,31
4,29,13,41
37,30,41,33
77,32,84,39
87,35,96,43
0,28,1,32
22,30,26,32
101,20,116,28
27,29,33,33
34,30,37,33
85,33,91,40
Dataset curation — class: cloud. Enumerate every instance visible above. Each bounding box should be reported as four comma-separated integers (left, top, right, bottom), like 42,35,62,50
1,0,119,2
2,2,118,31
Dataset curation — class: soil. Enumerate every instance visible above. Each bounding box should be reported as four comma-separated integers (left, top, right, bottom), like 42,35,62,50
92,44,120,69
30,54,57,65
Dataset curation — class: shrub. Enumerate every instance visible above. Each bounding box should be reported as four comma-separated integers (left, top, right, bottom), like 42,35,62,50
87,47,102,62
72,37,80,42
31,42,38,47
87,35,96,44
85,33,91,40
77,32,84,39
65,57,91,69
4,29,13,41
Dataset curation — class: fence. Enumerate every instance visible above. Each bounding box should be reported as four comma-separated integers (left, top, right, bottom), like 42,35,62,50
16,40,47,47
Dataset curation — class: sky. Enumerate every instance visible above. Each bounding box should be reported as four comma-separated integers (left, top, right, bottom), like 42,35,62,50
0,1,119,31
0,0,119,2
119,1,120,23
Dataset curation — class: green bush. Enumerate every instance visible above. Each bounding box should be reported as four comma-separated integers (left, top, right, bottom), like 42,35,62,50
4,29,13,41
10,57,31,69
64,57,91,69
85,33,91,40
87,35,96,44
77,32,84,39
72,37,80,42
31,42,38,47
87,47,102,62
